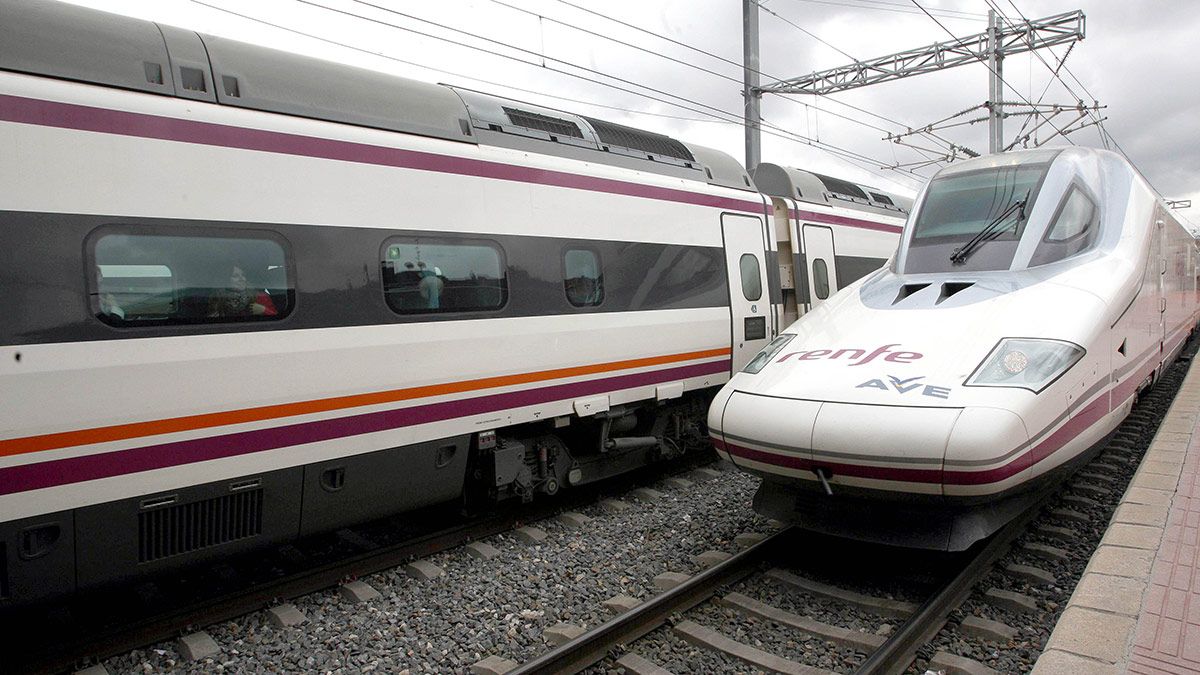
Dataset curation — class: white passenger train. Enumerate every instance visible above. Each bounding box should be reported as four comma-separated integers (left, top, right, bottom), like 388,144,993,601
0,1,909,606
711,146,1200,550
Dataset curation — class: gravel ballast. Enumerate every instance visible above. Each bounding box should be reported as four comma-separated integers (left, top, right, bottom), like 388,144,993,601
97,464,771,674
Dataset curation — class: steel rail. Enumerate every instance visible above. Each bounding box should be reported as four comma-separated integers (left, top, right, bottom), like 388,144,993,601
507,529,790,675
853,496,1049,675
857,335,1198,674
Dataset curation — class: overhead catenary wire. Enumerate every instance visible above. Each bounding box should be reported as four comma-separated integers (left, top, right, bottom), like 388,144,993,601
992,2,1196,231
335,0,925,182
543,0,950,170
352,0,937,183
748,0,955,165
494,0,897,137
488,0,742,97
335,0,745,128
197,0,753,129
907,0,1075,146
787,0,987,22
756,3,859,62
996,0,1131,160
186,1,713,124
189,0,926,187
552,0,953,176
843,0,987,20
555,0,924,134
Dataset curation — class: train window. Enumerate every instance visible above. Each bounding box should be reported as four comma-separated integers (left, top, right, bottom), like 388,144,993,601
382,238,506,314
1030,186,1099,267
89,231,292,326
1046,188,1095,242
739,254,762,301
813,258,831,299
564,249,603,307
904,162,1049,273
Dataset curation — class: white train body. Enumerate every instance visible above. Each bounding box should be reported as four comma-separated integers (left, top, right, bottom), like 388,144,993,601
0,1,907,605
710,147,1200,550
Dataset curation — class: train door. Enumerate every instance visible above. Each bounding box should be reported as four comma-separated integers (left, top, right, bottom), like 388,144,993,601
722,214,771,373
802,224,838,308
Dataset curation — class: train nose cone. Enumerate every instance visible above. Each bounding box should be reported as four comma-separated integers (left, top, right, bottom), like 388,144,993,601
714,393,1032,498
713,392,822,473
715,392,956,493
714,394,1036,551
943,407,1032,494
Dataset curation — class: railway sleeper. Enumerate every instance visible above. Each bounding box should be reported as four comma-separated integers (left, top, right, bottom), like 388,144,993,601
718,591,885,652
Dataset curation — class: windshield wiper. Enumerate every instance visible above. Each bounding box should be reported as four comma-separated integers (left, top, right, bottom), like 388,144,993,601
949,192,1029,265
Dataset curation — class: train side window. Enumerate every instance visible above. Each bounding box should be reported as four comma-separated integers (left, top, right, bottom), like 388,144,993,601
1030,186,1098,267
813,258,831,299
564,248,603,307
739,254,762,301
89,231,292,326
1046,188,1095,242
382,238,507,314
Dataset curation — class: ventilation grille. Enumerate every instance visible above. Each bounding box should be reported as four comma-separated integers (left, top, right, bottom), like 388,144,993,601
869,192,894,206
583,117,694,161
138,490,263,563
893,283,931,305
502,107,583,139
937,282,974,304
813,173,869,200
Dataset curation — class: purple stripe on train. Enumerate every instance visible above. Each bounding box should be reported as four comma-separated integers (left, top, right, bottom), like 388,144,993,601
0,360,730,495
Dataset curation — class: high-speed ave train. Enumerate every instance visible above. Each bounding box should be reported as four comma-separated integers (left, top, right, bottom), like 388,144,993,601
710,146,1200,551
0,1,909,607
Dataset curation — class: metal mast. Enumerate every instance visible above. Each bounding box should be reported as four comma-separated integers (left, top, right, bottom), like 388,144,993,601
987,9,1004,154
743,0,761,171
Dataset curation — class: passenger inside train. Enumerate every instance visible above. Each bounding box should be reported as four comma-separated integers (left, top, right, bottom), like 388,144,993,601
207,265,278,318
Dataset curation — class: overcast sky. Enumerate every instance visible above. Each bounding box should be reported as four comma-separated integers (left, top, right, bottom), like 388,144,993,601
60,0,1200,227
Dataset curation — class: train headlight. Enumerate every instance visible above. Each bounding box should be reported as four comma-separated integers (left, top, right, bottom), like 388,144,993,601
743,334,796,374
965,338,1084,393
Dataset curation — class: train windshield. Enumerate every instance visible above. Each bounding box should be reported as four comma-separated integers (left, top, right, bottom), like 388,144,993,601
903,162,1050,273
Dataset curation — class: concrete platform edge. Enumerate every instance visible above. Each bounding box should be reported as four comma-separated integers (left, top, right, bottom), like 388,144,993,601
1033,361,1200,673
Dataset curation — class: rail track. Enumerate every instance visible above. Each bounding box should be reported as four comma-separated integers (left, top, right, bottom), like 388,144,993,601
504,342,1198,675
2,453,719,675
504,522,1021,675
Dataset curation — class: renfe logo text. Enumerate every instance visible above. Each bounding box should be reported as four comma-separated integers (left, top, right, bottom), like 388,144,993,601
775,343,923,367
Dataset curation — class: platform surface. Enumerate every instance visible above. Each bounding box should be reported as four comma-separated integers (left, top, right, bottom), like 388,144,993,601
1035,359,1200,674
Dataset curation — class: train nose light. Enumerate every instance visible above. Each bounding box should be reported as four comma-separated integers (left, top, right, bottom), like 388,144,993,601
965,338,1084,393
1002,350,1029,374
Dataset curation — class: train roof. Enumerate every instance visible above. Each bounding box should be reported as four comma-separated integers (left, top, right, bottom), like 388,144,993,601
447,87,756,192
930,147,1064,177
752,162,913,217
0,0,758,193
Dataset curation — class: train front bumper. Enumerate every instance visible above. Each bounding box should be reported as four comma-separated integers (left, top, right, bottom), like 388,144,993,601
710,392,1041,549
712,392,1032,497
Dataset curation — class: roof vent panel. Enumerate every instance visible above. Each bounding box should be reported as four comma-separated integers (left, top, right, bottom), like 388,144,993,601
812,172,870,200
502,107,584,139
582,117,694,163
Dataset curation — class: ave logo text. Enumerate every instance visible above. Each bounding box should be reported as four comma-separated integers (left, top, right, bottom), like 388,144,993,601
856,375,951,399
